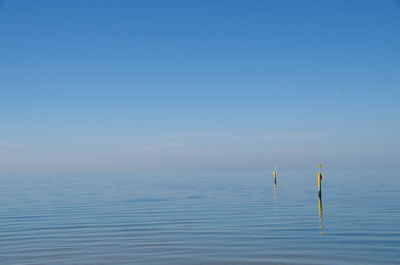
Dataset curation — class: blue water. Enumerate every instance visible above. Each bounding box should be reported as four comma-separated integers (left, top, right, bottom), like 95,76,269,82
0,169,399,265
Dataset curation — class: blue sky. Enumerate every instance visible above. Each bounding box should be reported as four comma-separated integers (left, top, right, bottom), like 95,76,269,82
1,0,399,173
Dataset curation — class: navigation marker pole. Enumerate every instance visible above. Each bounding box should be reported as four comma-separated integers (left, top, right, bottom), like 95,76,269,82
317,164,323,198
273,166,277,185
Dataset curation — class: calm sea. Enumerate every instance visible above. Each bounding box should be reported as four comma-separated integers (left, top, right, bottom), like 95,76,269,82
0,169,399,265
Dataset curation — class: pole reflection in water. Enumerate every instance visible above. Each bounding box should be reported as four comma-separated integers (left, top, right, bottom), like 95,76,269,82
272,182,278,206
318,196,325,232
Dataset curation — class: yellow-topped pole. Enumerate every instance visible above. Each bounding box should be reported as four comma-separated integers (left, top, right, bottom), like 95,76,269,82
317,164,323,197
273,166,277,185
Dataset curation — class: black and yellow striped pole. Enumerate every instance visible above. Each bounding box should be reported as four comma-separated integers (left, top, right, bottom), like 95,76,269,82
317,164,323,197
273,166,277,185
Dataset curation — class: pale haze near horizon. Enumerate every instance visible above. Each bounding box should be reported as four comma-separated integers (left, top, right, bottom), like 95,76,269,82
1,0,399,174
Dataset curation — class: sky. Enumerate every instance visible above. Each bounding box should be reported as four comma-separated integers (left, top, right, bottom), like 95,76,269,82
1,0,400,174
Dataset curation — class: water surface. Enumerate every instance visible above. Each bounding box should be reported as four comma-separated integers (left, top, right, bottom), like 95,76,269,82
0,169,399,264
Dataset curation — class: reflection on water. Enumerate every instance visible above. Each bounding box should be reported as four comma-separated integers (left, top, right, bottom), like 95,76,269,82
0,169,399,265
318,196,325,232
